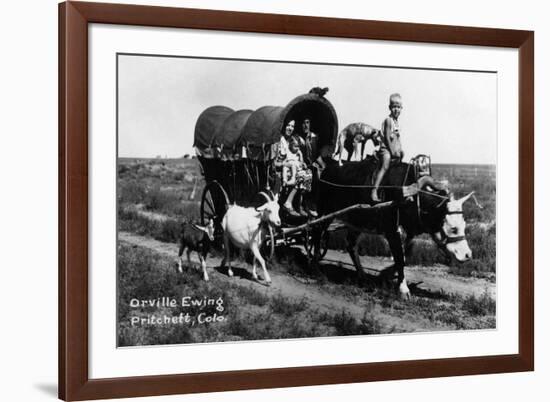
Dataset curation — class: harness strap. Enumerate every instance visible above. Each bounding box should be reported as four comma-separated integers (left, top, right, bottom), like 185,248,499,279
446,235,466,243
433,207,466,245
319,178,450,200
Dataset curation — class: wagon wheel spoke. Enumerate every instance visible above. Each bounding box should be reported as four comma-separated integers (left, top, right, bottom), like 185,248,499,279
203,192,216,219
261,225,275,261
303,231,329,260
201,181,230,243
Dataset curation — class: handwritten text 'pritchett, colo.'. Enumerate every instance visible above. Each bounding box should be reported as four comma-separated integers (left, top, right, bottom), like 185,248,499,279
128,296,225,327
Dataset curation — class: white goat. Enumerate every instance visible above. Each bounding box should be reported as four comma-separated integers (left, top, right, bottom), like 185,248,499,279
221,195,281,284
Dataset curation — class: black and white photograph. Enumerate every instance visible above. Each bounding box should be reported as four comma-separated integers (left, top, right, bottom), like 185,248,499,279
4,0,547,400
117,53,497,347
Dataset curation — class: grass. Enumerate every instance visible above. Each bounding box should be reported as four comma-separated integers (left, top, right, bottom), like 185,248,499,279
367,287,495,331
116,158,497,345
118,159,496,278
118,244,391,346
118,241,496,346
461,289,496,316
118,207,182,243
269,293,309,317
432,164,496,223
119,180,201,221
327,309,383,336
235,286,270,307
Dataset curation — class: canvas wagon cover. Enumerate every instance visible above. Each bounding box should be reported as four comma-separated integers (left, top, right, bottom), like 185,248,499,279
214,109,253,157
238,93,339,148
279,91,339,148
239,92,339,160
195,88,339,161
193,106,234,153
239,106,285,147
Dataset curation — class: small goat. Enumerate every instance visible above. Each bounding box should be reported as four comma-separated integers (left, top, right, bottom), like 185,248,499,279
221,195,281,284
178,220,215,281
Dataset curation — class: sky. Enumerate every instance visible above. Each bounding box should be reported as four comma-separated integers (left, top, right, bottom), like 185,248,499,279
118,54,497,164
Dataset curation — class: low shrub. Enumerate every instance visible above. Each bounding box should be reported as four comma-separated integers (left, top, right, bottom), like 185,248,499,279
269,293,309,317
118,180,147,205
406,238,446,266
118,207,181,243
144,185,180,213
357,234,391,257
329,309,383,336
465,224,496,272
237,286,270,307
462,290,496,316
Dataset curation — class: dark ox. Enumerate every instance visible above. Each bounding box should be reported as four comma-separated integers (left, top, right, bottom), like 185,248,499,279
312,158,473,299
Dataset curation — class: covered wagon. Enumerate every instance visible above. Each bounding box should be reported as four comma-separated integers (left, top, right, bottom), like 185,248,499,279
192,88,338,258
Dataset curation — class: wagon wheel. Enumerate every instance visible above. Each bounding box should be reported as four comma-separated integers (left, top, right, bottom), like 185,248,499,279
304,230,329,260
261,224,276,262
200,181,230,244
257,191,276,261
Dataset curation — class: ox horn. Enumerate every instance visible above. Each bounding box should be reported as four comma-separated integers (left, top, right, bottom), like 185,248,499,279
456,191,475,206
417,176,449,192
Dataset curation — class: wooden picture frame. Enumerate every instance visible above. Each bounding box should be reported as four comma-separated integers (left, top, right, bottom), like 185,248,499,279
59,1,534,400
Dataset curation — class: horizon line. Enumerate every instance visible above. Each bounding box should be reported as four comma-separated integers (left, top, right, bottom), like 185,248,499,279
118,155,496,166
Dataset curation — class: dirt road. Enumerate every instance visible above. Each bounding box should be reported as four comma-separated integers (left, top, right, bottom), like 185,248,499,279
119,231,495,334
323,250,496,299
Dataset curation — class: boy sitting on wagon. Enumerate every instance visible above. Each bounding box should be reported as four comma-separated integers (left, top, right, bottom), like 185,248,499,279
371,93,405,202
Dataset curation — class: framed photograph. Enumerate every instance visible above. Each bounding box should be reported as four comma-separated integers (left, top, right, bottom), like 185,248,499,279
59,1,533,400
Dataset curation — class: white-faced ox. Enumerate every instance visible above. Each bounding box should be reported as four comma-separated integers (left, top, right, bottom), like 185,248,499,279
313,160,474,299
221,195,281,284
177,220,215,281
432,192,474,262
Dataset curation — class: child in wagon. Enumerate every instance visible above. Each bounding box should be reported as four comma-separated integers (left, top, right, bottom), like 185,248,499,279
282,137,305,186
276,120,313,217
371,93,405,202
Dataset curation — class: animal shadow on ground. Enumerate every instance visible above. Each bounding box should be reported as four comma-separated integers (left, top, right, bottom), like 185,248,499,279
276,246,384,289
312,261,451,300
378,264,453,300
316,261,365,285
407,281,452,300
213,264,272,286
